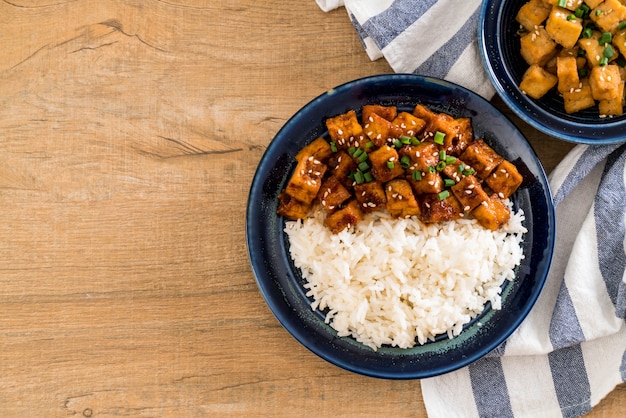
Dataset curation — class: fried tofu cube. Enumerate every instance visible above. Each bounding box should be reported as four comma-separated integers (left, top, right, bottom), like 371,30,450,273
584,0,603,8
412,103,437,126
590,0,626,33
520,26,557,66
519,64,558,99
362,104,397,123
325,110,364,148
353,181,387,213
317,176,351,213
612,29,626,59
516,0,553,32
543,0,583,11
589,64,621,101
459,139,504,180
484,160,524,199
384,179,421,218
284,155,327,204
546,7,583,49
451,175,489,212
407,171,444,195
328,150,357,188
295,137,333,163
472,195,511,231
577,32,612,67
368,145,405,183
419,193,464,223
562,78,596,113
363,112,395,147
598,80,624,116
276,192,311,220
557,56,581,93
427,114,473,156
399,142,439,171
442,157,466,183
324,199,363,233
391,112,426,138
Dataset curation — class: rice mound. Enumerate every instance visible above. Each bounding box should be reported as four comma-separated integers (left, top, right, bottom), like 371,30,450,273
284,208,527,350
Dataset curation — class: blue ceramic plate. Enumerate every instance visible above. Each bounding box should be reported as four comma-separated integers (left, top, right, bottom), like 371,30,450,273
479,0,626,144
246,74,555,379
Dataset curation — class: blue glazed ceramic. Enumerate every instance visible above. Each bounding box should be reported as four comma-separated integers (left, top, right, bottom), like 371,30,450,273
246,74,555,379
479,0,626,144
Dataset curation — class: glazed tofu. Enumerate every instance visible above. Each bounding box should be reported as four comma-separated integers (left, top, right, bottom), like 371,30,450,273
520,26,557,66
519,64,558,99
557,56,581,94
419,193,464,223
412,103,437,126
590,0,626,33
284,154,327,204
516,0,552,32
276,192,311,220
589,65,622,101
363,112,395,147
295,137,333,163
391,112,426,138
368,145,405,182
485,160,524,199
325,110,364,149
459,139,504,180
317,176,351,213
472,195,511,231
328,150,357,188
546,7,583,49
577,32,607,68
384,179,421,218
354,181,387,213
362,104,397,124
451,175,489,212
427,114,473,156
442,157,466,183
407,171,444,195
399,142,439,170
324,199,363,233
598,80,625,116
562,78,596,114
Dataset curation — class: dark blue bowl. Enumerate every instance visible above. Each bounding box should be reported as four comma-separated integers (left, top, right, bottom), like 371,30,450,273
479,0,626,144
246,74,555,379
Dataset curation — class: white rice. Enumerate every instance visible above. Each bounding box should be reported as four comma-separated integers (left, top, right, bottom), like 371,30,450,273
284,207,527,350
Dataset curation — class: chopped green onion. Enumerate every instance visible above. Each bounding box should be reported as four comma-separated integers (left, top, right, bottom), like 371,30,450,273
445,155,457,165
357,152,368,163
578,68,588,78
444,178,455,188
400,155,411,168
457,163,465,173
437,190,450,201
558,0,566,7
582,27,593,38
348,146,356,156
354,171,364,184
599,56,609,66
363,172,374,182
616,56,626,67
433,131,445,145
604,44,615,59
365,141,374,149
439,150,447,161
578,48,586,56
462,167,476,176
596,9,603,17
599,32,612,45
330,141,337,153
410,137,420,146
575,4,590,19
353,148,364,159
358,161,370,172
428,166,436,173
387,160,395,169
347,171,355,180
436,161,446,171
400,135,412,144
412,170,422,181
567,14,577,21
619,21,626,30
393,139,402,148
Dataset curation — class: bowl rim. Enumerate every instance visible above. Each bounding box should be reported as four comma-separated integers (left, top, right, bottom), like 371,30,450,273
246,73,555,379
478,0,626,145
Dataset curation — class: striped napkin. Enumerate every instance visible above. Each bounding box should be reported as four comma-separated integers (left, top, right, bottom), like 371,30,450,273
316,1,626,417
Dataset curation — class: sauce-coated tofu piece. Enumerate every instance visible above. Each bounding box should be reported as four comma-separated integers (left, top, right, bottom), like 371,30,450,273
472,195,511,231
362,104,397,123
407,171,443,195
369,145,404,183
354,181,387,213
459,139,503,180
284,155,327,204
391,112,426,138
295,137,333,163
363,112,395,147
419,193,464,223
277,192,312,220
451,175,489,212
385,179,421,218
484,160,524,199
324,199,363,233
426,113,473,156
399,142,439,170
317,176,351,213
328,150,357,189
325,110,364,149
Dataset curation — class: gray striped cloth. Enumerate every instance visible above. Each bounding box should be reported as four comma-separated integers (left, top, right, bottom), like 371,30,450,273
316,1,626,417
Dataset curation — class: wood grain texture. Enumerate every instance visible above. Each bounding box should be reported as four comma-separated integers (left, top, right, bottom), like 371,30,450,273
0,1,622,417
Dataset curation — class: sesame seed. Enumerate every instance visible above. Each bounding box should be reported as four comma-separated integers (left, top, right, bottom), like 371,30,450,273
498,192,505,198
368,116,374,123
465,189,472,195
464,206,470,211
337,129,343,135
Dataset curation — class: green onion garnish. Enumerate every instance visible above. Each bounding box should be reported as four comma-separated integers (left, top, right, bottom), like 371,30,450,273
354,171,364,184
428,166,436,173
444,178,455,188
358,161,370,172
363,172,374,182
558,0,567,7
567,14,576,21
600,57,609,66
578,68,588,78
599,32,612,45
619,21,626,30
387,160,395,169
400,135,412,144
437,190,450,201
582,27,593,38
445,155,457,164
330,141,337,153
348,146,356,156
439,150,446,161
604,44,615,59
412,170,422,181
436,161,446,171
400,155,411,168
433,131,445,145
365,141,374,149
353,148,364,159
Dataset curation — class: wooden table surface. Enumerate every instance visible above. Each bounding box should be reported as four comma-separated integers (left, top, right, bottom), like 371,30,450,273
1,1,623,416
